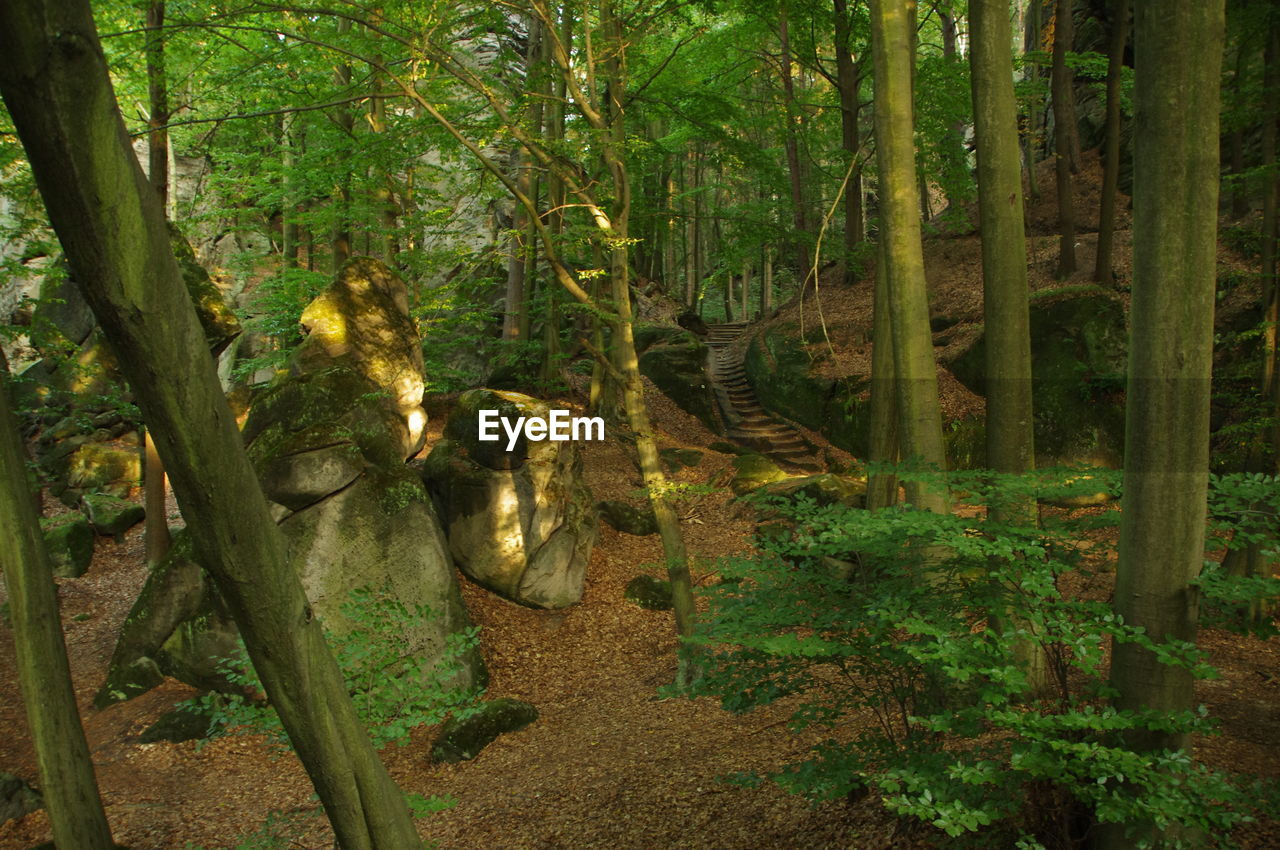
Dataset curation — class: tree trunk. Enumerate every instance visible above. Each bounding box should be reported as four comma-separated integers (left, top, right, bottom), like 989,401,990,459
1101,3,1223,846
1094,0,1128,287
0,5,422,846
331,18,354,270
866,239,900,510
833,0,866,282
970,0,1047,694
144,0,172,570
779,9,813,284
1022,0,1044,203
598,0,699,686
869,0,949,514
1051,0,1077,276
0,378,115,850
762,246,774,315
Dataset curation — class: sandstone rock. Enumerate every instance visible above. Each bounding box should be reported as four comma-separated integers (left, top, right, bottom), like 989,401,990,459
425,392,597,609
945,286,1127,468
430,698,538,763
139,703,217,744
624,575,673,610
755,473,867,508
169,223,241,355
0,772,42,826
598,499,659,536
82,493,144,537
293,258,426,457
729,453,788,496
41,513,94,578
636,329,722,433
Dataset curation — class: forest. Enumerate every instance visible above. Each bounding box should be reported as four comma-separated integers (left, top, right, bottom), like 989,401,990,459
0,0,1278,847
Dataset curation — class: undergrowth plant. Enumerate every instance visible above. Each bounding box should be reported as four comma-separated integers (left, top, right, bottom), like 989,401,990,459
681,465,1279,849
187,585,483,751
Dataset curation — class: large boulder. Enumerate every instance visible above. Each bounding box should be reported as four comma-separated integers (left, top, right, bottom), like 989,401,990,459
423,390,597,609
634,326,722,433
41,513,94,578
743,325,869,455
292,258,427,457
944,286,1127,467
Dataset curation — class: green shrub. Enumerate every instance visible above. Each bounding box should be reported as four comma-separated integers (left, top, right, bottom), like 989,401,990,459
681,465,1277,848
188,585,482,750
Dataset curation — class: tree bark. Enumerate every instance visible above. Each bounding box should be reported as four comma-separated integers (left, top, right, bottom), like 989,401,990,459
0,4,421,846
869,0,949,514
970,0,1047,693
1094,0,1128,287
778,9,813,284
144,0,172,570
866,239,900,511
1051,0,1078,276
0,378,115,850
1101,2,1224,846
833,0,866,281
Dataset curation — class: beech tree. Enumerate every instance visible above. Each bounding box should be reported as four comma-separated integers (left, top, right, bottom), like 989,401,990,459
0,381,115,849
869,0,948,514
1103,1,1224,846
0,1,421,846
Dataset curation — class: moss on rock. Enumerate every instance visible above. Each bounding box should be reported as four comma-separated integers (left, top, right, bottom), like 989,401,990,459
430,698,539,763
41,513,94,578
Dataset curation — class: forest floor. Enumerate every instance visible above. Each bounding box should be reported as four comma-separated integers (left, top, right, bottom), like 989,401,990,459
1,152,1279,849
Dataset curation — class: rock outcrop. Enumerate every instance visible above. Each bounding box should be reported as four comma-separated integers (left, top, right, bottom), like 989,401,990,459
97,258,483,705
423,389,597,609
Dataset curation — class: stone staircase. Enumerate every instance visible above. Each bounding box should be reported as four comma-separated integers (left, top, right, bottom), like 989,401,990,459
704,322,819,470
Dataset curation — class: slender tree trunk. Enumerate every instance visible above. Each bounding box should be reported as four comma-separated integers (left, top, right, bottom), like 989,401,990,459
281,111,300,269
598,0,698,686
1051,0,1077,276
144,0,171,570
0,378,115,850
762,246,774,314
1230,38,1251,219
331,18,354,270
1101,3,1224,846
869,0,949,514
1022,0,1044,203
0,5,422,845
741,262,751,319
1094,0,1128,287
779,9,813,283
834,0,866,282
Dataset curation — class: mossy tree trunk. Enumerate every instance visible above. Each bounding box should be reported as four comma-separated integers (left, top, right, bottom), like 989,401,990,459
0,4,421,847
866,240,900,510
1101,3,1224,847
869,0,948,514
0,380,115,850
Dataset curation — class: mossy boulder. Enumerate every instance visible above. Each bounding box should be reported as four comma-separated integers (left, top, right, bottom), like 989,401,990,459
444,388,538,470
292,258,426,457
624,575,673,610
424,394,598,609
659,447,703,471
169,223,241,355
430,698,539,763
65,441,141,496
138,703,216,744
598,499,659,536
744,326,869,455
81,493,144,537
755,473,867,508
730,453,788,496
945,287,1127,467
95,532,239,706
41,513,94,578
0,771,42,825
635,329,722,433
31,261,94,350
